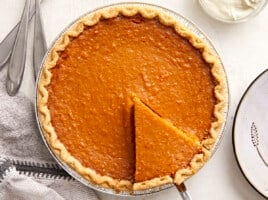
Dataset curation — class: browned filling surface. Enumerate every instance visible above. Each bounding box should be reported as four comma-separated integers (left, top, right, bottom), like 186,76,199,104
47,15,216,181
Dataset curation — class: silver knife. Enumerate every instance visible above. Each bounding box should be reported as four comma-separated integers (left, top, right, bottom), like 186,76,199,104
6,0,31,96
33,0,47,79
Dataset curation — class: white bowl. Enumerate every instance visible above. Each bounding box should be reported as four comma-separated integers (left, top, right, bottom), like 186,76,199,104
198,0,268,23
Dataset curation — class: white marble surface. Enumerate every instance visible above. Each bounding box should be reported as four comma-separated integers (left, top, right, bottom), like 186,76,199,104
0,0,267,199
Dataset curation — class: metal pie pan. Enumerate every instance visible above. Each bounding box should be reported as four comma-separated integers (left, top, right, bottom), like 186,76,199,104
35,2,229,197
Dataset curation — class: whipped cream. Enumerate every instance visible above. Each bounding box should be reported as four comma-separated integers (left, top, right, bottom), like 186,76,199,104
199,0,265,21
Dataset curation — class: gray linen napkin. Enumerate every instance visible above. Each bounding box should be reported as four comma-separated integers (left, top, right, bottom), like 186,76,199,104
0,76,99,200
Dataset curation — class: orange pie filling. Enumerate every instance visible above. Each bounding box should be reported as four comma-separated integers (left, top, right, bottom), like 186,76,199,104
133,96,201,183
39,9,225,191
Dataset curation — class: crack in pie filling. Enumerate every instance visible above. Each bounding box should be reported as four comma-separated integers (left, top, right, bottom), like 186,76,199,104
37,5,227,191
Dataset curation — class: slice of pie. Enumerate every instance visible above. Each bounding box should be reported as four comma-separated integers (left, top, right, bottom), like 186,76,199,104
133,96,201,190
37,4,227,192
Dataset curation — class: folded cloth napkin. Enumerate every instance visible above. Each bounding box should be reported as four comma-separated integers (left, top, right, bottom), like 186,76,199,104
0,75,99,200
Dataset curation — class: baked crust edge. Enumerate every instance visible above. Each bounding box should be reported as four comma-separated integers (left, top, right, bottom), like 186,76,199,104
37,4,227,191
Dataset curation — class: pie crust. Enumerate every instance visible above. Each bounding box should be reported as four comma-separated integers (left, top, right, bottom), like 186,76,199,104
37,4,227,191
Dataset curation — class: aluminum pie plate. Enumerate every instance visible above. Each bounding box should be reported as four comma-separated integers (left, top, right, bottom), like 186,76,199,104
35,2,229,197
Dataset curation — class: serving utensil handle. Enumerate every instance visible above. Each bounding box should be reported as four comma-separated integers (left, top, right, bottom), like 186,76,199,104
176,183,193,200
6,0,31,96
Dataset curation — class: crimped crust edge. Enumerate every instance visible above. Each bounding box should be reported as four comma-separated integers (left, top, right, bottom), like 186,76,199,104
37,4,227,191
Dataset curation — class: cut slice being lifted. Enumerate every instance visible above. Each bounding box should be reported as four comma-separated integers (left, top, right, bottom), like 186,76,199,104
133,96,202,189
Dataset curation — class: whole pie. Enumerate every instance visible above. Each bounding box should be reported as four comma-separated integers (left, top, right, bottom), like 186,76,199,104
37,5,227,191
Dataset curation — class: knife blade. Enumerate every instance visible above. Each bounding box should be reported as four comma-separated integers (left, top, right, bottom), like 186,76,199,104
33,0,47,79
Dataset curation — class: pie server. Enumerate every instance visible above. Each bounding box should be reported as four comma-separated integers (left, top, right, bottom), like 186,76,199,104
177,183,192,200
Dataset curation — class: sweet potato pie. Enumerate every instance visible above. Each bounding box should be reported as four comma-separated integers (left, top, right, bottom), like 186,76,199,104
37,5,227,191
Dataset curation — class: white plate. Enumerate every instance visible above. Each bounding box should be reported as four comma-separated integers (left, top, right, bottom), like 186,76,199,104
233,69,268,198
